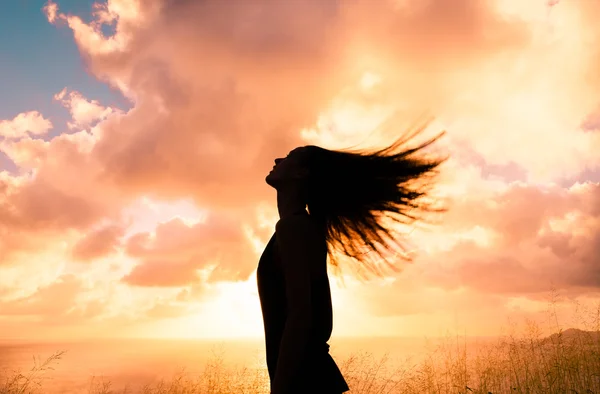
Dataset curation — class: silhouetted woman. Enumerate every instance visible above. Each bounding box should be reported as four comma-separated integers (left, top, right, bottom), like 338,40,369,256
257,124,446,393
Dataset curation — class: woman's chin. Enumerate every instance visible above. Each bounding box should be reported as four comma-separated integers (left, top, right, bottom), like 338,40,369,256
265,172,276,186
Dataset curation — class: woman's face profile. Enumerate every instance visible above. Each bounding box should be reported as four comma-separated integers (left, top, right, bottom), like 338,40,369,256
265,147,310,187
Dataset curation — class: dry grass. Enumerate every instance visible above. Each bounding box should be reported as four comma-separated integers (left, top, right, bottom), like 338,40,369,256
0,351,66,394
2,299,599,394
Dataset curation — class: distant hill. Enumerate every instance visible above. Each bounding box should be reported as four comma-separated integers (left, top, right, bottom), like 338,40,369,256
544,328,600,344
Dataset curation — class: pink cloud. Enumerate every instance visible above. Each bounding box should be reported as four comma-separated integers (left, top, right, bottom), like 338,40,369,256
347,181,600,322
40,0,532,212
8,181,105,230
0,111,52,139
28,0,600,234
123,259,200,287
123,213,255,287
419,182,600,295
71,224,125,261
0,272,194,331
0,121,129,264
0,275,96,324
582,107,600,132
42,0,63,24
54,88,115,130
2,0,598,337
0,137,49,169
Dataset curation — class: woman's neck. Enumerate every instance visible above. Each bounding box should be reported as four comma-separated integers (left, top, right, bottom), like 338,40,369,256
276,185,307,220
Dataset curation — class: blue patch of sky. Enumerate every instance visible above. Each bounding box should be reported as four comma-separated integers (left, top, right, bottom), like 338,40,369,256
0,0,130,172
0,0,128,124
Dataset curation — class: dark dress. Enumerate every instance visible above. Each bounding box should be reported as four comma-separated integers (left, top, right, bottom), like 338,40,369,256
257,212,349,394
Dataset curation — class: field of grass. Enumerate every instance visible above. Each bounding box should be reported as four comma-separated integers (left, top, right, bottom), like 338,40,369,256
2,301,599,394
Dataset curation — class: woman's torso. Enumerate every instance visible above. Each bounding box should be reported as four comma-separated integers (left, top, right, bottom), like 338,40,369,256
256,214,348,392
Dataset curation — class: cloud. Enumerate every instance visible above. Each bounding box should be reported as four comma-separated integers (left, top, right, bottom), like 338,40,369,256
123,213,256,287
42,0,63,24
0,111,52,139
0,275,84,316
3,0,597,338
33,0,598,223
8,179,106,230
582,107,600,132
0,128,125,265
123,259,200,287
343,181,600,324
71,224,125,261
0,137,49,169
344,0,529,69
416,181,600,295
0,270,199,333
54,88,115,130
32,0,600,222
0,274,112,327
34,0,537,212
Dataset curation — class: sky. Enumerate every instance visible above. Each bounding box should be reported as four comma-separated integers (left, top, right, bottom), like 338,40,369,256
0,0,599,342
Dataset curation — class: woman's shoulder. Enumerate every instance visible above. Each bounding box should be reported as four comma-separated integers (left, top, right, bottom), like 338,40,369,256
275,213,327,243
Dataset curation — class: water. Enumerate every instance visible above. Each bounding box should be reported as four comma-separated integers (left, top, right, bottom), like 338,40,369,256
0,336,497,393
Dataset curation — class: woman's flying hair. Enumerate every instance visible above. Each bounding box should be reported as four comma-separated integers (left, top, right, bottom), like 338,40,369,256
303,118,447,280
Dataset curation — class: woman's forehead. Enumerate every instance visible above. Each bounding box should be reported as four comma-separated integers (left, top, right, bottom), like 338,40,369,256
286,147,304,157
288,146,312,155
283,145,318,161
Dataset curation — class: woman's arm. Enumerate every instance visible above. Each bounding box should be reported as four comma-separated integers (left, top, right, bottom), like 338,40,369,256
271,215,318,393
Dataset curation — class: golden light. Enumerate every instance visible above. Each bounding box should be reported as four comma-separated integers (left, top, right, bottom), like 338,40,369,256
359,71,382,90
